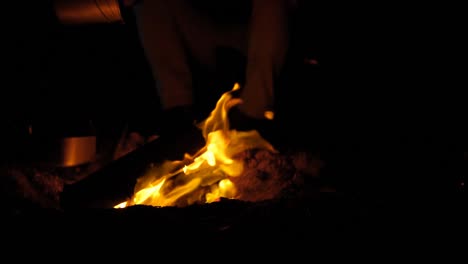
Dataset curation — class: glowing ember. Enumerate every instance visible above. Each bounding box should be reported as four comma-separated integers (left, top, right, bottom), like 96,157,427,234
115,83,277,208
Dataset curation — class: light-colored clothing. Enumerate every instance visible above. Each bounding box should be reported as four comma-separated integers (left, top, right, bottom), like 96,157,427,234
133,0,290,120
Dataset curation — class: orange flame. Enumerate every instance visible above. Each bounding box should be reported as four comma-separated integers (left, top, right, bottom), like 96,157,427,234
114,83,275,208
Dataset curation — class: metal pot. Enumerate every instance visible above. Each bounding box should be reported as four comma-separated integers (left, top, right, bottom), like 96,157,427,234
53,135,97,167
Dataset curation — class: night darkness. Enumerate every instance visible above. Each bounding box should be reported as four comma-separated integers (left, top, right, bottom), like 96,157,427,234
2,0,464,249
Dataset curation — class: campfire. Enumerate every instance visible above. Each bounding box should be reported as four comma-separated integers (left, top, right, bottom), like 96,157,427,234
2,83,319,211
114,83,303,208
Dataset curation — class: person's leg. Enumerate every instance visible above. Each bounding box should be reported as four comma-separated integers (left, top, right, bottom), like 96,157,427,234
238,0,290,120
133,0,221,111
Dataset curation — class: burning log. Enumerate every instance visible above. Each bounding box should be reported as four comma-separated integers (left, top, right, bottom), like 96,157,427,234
60,127,205,209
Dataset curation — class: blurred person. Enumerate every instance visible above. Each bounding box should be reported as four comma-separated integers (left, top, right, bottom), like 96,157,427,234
123,0,295,137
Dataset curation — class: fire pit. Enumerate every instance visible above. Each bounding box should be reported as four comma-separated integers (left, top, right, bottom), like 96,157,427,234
3,83,360,248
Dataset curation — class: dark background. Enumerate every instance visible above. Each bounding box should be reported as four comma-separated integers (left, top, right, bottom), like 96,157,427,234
3,1,463,200
6,1,160,135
